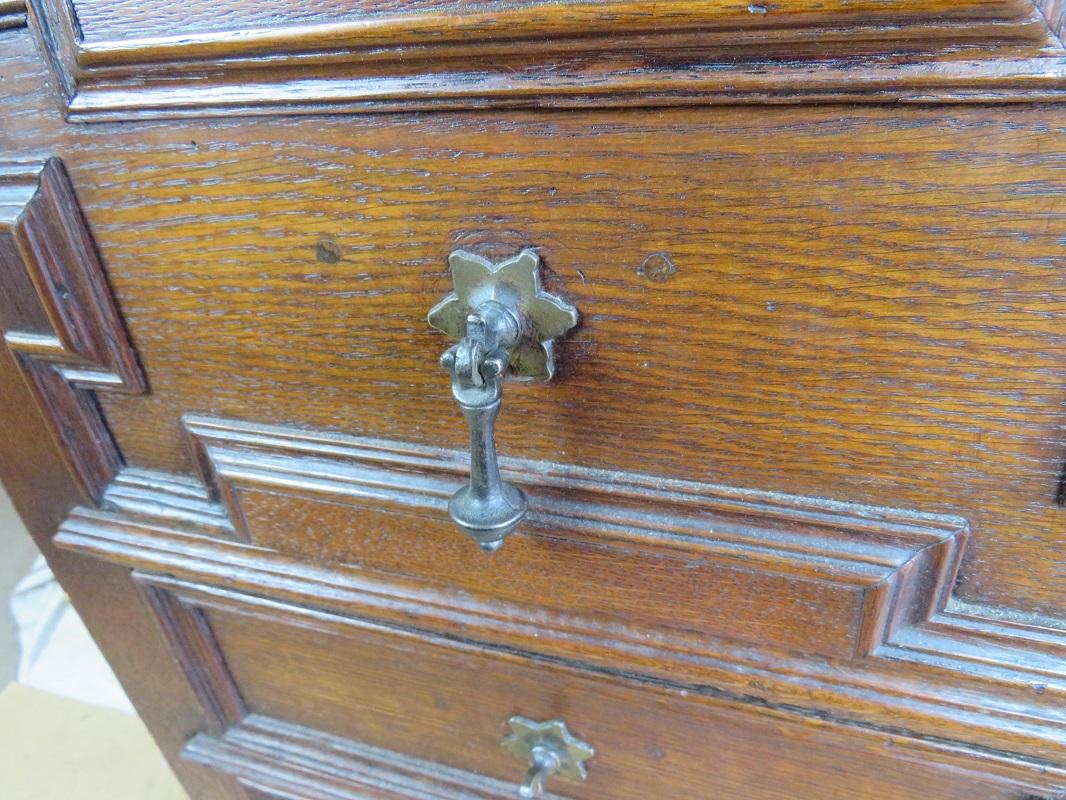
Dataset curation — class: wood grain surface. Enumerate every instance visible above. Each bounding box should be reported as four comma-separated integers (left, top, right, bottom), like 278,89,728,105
57,482,1064,774
3,17,1066,797
0,170,249,800
1,27,1065,621
175,413,971,662
23,0,1066,118
68,0,1045,44
0,158,146,500
146,574,1061,799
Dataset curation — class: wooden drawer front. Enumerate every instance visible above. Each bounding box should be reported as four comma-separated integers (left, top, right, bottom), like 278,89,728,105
142,574,1029,800
150,413,966,667
5,32,1063,622
24,101,1058,623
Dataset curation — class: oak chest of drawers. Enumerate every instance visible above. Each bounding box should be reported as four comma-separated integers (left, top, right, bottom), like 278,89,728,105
2,1,1066,798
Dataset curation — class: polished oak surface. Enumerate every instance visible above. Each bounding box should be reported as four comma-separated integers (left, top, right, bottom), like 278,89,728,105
0,5,1064,798
4,31,1066,615
146,574,1040,800
25,0,1066,117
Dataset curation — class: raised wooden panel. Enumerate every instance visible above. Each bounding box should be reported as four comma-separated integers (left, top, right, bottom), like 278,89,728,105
25,0,1066,118
54,424,1066,769
0,158,145,500
141,582,248,734
178,413,969,661
137,574,1064,798
65,0,1049,46
187,716,519,800
2,29,1064,621
1,25,1064,798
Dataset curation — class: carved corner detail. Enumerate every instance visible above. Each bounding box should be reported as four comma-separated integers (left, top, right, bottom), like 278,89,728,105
0,158,146,502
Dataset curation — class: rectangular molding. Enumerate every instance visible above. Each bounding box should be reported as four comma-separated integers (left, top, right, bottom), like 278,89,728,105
52,414,1066,770
26,0,1066,119
137,573,1066,795
140,581,248,734
0,158,145,501
186,715,519,800
184,414,969,661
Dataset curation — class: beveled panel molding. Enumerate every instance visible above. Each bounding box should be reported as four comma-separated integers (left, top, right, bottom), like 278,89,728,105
135,574,1066,796
185,714,518,800
177,413,968,662
26,0,1066,119
0,158,145,501
53,414,1066,770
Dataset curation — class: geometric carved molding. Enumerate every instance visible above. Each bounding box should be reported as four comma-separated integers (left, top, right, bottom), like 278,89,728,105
136,573,530,797
53,414,1066,773
176,415,971,662
184,714,522,800
133,573,1066,796
0,158,145,501
139,579,247,736
27,0,1066,120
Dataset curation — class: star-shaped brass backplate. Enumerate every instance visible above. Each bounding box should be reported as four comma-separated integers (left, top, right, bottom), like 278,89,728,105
427,249,579,380
500,717,595,782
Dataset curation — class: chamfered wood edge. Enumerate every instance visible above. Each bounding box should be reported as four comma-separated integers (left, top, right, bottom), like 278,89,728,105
140,572,1066,795
57,505,1066,769
58,0,1057,61
184,713,1065,800
1037,0,1066,44
185,715,519,800
50,412,1066,771
140,580,249,735
0,159,248,799
22,0,1066,119
0,157,146,501
178,412,970,662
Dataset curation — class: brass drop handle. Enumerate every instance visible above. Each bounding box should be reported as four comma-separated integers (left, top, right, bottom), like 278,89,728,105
438,300,527,551
428,250,579,552
501,717,594,799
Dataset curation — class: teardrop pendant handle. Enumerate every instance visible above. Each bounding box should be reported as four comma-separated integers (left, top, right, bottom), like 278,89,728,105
428,249,578,551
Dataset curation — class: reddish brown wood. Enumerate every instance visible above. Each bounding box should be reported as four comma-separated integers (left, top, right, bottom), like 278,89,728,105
0,158,145,500
1,10,1065,799
0,78,1057,621
176,412,971,662
186,715,522,800
67,0,1046,46
140,574,1065,798
23,0,1066,118
56,506,1066,774
0,0,24,29
140,580,248,734
0,167,248,800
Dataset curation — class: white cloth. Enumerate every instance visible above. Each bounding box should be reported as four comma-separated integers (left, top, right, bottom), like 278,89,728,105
10,556,132,712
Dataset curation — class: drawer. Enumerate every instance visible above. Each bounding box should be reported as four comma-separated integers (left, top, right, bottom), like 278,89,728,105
3,9,1066,800
45,104,1066,624
122,413,968,666
139,573,1028,800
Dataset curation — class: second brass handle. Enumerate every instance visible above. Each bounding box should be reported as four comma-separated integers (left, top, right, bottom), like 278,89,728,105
501,717,594,799
428,249,579,552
